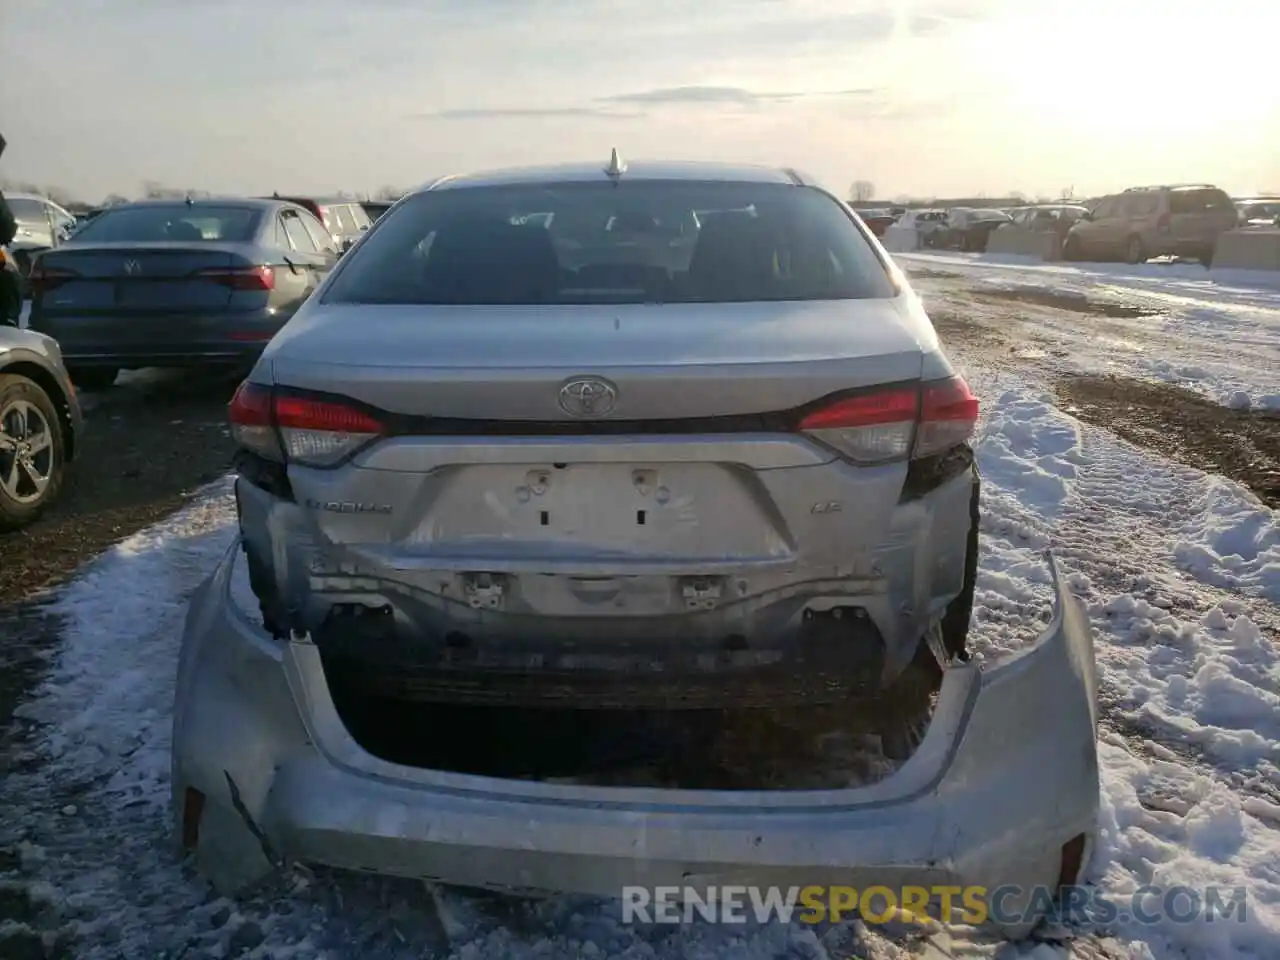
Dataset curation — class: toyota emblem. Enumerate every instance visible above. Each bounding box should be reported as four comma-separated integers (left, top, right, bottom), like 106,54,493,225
123,259,141,275
558,377,618,417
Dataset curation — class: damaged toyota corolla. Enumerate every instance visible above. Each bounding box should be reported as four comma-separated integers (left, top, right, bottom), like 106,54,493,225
172,157,1100,939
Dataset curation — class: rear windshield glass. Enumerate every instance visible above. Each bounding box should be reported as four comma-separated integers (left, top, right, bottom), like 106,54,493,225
70,205,261,243
1241,202,1280,219
323,181,896,305
7,198,48,221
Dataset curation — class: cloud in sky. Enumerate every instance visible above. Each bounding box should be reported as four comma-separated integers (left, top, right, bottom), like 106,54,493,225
2,0,1276,200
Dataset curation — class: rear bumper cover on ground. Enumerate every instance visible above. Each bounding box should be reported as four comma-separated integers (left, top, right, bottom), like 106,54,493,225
172,543,1100,938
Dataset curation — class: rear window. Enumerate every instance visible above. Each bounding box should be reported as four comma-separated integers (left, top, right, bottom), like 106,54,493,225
323,181,896,305
1170,189,1234,215
7,198,48,222
70,205,261,243
1242,201,1280,219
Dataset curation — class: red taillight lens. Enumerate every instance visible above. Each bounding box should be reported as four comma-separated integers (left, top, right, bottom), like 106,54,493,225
228,381,386,467
798,387,919,464
228,381,281,461
196,265,274,291
798,376,977,464
915,376,979,458
29,261,78,294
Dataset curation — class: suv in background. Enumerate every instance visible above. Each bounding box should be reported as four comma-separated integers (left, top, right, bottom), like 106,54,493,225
1064,184,1237,264
261,195,372,252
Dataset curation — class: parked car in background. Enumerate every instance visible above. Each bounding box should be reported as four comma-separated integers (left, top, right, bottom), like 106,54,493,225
0,321,82,528
361,199,396,222
936,207,1012,252
261,195,372,252
1063,184,1237,264
854,208,897,237
899,209,948,247
1236,197,1280,227
5,193,78,277
1010,203,1092,242
26,197,338,390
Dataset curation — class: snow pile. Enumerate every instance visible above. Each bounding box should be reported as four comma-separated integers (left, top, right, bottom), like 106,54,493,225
1173,481,1280,602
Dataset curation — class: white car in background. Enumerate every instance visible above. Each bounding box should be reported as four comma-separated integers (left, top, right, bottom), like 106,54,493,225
5,192,78,277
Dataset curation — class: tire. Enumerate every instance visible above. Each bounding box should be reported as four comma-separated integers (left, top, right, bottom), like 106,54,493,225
68,366,119,391
0,373,67,530
1124,234,1145,265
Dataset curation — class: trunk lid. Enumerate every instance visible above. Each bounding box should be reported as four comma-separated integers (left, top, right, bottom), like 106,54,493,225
254,297,934,598
267,299,930,421
32,242,250,313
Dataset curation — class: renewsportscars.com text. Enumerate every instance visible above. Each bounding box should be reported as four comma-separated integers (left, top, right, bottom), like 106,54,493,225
621,884,1248,927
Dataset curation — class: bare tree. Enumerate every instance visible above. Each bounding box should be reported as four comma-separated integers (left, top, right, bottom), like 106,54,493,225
849,180,877,203
101,193,130,207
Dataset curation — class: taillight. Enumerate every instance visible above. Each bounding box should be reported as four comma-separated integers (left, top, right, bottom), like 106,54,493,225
798,376,977,464
196,265,275,291
228,381,386,467
798,387,919,463
28,261,78,294
315,206,328,225
915,376,979,458
228,381,280,461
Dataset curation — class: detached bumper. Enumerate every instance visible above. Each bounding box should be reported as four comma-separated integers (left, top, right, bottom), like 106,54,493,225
172,545,1100,939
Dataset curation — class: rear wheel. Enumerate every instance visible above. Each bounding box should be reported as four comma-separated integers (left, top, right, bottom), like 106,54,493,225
68,367,118,391
0,373,67,530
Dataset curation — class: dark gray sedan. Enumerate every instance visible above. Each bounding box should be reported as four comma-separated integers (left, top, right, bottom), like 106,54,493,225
26,198,339,390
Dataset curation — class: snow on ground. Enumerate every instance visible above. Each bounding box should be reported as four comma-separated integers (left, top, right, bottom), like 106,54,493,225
3,288,1280,957
958,365,1280,959
898,251,1280,412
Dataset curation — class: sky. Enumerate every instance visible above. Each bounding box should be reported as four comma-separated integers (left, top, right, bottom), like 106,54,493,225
2,0,1278,203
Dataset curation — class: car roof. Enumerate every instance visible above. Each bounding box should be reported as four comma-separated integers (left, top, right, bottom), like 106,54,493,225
421,160,802,193
97,197,281,211
6,192,49,202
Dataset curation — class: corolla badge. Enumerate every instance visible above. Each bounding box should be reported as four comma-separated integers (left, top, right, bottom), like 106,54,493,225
304,499,392,515
558,376,618,417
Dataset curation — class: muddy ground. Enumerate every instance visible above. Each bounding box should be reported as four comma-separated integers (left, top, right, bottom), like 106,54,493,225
1058,374,1280,508
913,270,1280,508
